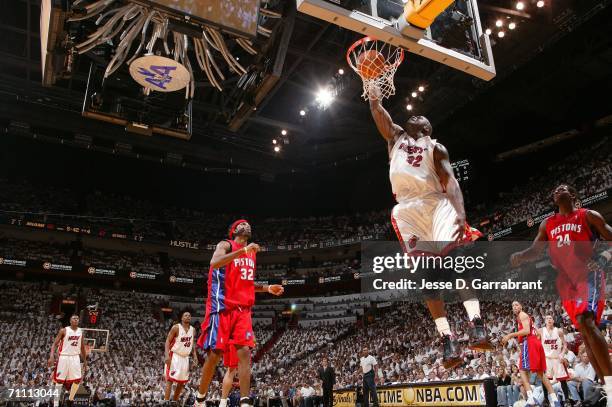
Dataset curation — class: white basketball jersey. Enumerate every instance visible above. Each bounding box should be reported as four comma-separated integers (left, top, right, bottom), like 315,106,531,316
171,324,194,357
389,135,443,201
542,327,561,357
60,327,82,356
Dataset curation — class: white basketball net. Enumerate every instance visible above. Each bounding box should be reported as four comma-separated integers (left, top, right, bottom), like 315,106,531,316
347,37,404,101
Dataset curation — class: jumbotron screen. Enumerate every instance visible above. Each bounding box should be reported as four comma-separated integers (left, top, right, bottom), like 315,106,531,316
150,0,259,37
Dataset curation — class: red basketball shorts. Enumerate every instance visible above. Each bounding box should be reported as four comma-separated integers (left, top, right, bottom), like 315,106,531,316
519,336,546,373
560,270,605,329
197,307,255,352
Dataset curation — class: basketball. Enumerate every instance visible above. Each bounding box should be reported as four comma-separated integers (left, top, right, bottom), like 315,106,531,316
357,49,386,79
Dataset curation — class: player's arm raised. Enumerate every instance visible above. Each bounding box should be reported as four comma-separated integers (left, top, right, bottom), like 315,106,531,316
510,220,548,267
433,143,466,241
48,327,65,367
165,324,179,367
209,240,260,269
369,89,403,147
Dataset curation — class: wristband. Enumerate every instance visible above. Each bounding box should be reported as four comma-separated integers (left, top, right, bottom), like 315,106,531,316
243,247,248,255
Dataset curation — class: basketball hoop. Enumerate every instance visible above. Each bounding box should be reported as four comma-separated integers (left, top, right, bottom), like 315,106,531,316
346,37,404,101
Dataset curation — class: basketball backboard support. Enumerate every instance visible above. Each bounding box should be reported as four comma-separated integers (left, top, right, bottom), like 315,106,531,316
296,0,495,80
82,328,110,352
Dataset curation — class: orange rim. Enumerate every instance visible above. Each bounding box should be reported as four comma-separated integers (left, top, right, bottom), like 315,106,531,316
346,36,404,72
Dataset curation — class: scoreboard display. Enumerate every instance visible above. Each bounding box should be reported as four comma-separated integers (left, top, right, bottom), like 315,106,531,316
87,309,100,326
452,159,470,183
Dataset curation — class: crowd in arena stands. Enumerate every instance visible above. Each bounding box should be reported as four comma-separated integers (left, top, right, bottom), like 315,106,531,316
0,237,71,265
1,279,611,406
474,136,612,234
1,135,610,247
0,236,361,279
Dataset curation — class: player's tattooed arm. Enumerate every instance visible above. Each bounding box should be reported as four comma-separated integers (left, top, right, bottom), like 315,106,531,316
510,220,548,267
164,325,179,367
210,240,260,269
433,143,466,241
369,93,403,145
48,327,65,367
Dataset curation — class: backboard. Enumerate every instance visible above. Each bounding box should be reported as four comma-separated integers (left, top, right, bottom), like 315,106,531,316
296,0,495,80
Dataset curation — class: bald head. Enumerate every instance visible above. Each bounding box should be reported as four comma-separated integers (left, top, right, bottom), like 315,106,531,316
404,115,432,140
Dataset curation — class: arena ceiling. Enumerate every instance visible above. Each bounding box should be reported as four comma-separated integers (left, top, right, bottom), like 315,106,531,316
0,0,611,176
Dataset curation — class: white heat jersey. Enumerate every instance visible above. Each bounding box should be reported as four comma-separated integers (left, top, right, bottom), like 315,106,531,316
170,324,194,357
60,327,82,356
389,135,443,202
542,327,562,358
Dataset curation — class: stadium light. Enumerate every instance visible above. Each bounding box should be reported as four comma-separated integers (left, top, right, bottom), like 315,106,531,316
498,31,505,38
508,22,516,30
338,68,345,75
281,129,287,136
299,109,306,116
411,91,418,98
537,0,544,7
274,146,281,152
495,20,503,27
406,104,413,111
485,28,492,35
273,139,277,144
316,88,334,108
418,85,425,92
515,1,524,10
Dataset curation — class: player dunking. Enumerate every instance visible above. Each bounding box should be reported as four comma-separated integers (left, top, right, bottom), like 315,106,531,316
195,220,284,407
48,315,88,407
369,92,489,368
502,301,560,407
164,311,197,403
510,184,612,393
539,315,570,402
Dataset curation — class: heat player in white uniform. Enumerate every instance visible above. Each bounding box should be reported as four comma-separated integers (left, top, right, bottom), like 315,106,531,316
164,311,198,401
539,315,571,401
369,92,488,369
48,315,87,405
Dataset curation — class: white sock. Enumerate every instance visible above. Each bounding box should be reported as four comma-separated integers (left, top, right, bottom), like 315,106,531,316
196,391,206,400
54,384,63,407
220,399,228,407
463,299,480,321
605,376,612,387
435,317,452,336
549,392,558,402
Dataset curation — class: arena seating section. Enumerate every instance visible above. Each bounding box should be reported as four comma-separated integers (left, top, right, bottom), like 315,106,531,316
1,280,610,406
